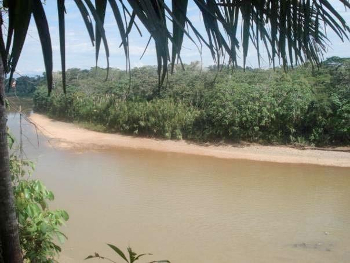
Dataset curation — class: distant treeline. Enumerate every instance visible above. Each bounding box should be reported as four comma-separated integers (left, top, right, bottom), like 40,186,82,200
33,57,350,146
6,75,45,97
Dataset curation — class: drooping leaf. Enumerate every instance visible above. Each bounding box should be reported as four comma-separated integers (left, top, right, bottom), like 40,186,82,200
74,0,95,46
0,14,8,72
126,0,169,88
241,2,251,69
95,0,107,65
4,0,15,71
56,231,68,244
83,0,110,79
171,0,188,73
108,0,129,68
8,0,32,92
60,210,69,221
32,0,53,95
57,0,67,93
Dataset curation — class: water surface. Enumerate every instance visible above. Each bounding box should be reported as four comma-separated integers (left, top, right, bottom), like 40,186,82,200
7,102,350,263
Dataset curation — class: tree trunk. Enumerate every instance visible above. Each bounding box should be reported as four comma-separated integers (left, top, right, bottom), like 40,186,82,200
0,55,22,262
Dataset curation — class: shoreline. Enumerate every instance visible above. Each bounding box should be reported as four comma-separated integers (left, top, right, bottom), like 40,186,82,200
29,113,350,168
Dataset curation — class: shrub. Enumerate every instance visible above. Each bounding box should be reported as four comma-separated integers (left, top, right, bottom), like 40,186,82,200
8,131,69,262
33,59,350,146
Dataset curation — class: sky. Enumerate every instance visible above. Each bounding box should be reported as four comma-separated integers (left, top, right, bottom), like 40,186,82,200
13,0,350,76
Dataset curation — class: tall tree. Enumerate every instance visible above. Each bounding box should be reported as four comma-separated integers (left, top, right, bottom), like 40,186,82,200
0,47,22,263
1,0,350,262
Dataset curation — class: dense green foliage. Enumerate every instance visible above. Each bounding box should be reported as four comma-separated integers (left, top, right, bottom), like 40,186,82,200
6,75,45,97
33,58,350,146
8,132,68,262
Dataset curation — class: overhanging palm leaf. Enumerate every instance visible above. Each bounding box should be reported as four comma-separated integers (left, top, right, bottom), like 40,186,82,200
1,0,350,93
5,0,32,93
32,0,53,94
57,0,66,93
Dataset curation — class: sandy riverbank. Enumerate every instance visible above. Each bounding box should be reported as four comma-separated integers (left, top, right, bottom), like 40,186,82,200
29,113,350,167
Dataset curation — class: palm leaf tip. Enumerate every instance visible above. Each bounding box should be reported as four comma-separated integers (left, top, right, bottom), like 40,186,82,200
32,0,53,94
57,0,66,93
94,0,107,66
83,0,110,80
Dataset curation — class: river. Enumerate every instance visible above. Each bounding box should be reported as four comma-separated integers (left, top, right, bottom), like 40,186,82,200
7,99,350,262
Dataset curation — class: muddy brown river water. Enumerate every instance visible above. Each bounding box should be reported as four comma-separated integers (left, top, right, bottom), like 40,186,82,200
7,103,350,262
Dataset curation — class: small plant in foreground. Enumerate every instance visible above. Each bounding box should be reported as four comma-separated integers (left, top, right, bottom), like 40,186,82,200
85,244,170,263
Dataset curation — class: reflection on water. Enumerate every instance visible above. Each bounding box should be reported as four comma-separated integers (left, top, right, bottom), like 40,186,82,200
7,97,33,115
6,101,350,263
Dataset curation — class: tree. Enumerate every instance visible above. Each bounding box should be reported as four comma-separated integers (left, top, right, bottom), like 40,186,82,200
1,0,350,262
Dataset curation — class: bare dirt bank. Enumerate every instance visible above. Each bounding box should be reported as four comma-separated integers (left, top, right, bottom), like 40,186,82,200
29,113,350,167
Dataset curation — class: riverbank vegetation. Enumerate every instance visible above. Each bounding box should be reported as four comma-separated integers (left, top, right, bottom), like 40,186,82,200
8,132,68,262
6,75,45,98
32,57,349,146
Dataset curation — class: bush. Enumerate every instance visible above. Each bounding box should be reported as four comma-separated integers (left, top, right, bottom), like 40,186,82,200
33,59,350,146
8,131,69,262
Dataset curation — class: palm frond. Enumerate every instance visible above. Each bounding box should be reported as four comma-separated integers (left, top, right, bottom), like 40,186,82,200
95,0,107,66
171,0,188,73
32,0,53,94
83,0,110,80
2,0,350,94
74,0,95,46
57,0,66,93
108,0,129,70
7,0,32,91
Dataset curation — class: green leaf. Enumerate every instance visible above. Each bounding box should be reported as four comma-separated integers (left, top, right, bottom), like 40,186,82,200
6,129,15,149
24,188,30,199
108,244,129,262
60,210,69,221
40,222,48,233
26,203,41,217
56,231,68,244
127,247,137,263
34,180,44,192
47,190,55,201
